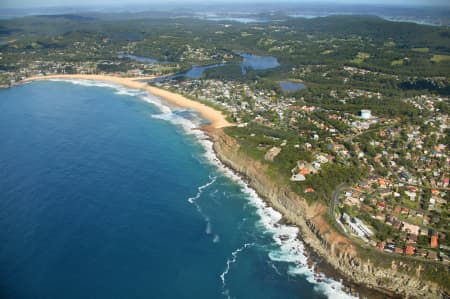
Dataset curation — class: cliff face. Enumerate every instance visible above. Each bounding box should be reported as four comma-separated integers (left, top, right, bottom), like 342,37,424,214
211,129,444,299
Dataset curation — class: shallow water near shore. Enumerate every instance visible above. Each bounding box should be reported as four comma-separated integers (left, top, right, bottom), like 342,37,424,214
0,80,355,299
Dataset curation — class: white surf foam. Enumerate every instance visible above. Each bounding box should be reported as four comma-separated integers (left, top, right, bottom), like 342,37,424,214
48,79,203,131
153,107,357,298
187,175,217,204
187,175,219,242
220,242,254,299
132,87,357,299
55,78,357,298
48,78,122,90
48,79,155,103
227,179,356,299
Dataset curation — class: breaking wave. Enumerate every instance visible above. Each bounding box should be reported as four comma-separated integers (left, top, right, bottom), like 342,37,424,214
187,175,219,243
55,78,357,299
220,243,254,299
146,90,357,299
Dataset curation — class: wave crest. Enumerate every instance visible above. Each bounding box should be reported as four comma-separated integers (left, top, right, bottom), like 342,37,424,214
57,78,356,298
187,176,219,243
220,243,254,299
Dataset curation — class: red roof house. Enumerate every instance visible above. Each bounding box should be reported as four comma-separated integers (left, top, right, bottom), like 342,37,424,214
405,245,415,255
431,235,439,248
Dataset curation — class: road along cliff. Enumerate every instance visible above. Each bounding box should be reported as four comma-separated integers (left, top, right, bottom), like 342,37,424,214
210,128,447,299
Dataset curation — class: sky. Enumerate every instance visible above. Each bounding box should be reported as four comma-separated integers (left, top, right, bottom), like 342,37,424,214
2,0,449,9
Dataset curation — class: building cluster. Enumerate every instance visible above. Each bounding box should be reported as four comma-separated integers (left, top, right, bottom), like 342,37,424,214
179,45,233,63
2,40,448,267
339,180,448,263
154,78,297,125
0,56,174,87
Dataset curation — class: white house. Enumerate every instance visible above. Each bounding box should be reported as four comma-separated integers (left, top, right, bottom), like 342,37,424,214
360,109,372,119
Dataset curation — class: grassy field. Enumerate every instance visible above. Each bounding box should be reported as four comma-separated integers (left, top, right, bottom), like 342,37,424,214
287,78,305,83
412,47,430,53
391,59,404,66
431,54,450,63
401,198,420,210
351,52,370,64
321,49,333,55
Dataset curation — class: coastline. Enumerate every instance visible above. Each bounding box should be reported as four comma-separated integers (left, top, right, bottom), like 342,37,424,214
19,74,232,129
5,77,360,298
13,74,446,298
210,129,446,299
16,74,361,297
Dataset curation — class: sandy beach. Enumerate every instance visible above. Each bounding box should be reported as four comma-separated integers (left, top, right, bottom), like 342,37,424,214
20,74,232,129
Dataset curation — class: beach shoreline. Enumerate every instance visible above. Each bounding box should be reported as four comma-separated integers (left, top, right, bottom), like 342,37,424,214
8,73,362,298
19,74,232,129
14,74,445,299
17,75,364,297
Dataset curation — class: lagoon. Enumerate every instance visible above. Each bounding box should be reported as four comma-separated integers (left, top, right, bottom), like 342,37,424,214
239,53,279,74
118,53,159,64
279,81,306,92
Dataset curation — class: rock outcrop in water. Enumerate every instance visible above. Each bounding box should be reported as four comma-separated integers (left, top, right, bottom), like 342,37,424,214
211,129,446,299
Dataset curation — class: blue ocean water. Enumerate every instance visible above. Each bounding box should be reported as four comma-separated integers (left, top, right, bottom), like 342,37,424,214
0,80,353,299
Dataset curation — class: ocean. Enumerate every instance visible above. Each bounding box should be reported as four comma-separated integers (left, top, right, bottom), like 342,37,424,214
0,80,355,299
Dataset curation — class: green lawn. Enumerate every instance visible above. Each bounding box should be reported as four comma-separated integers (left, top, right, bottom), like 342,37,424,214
431,54,450,63
350,52,370,64
407,216,424,226
412,47,429,53
401,198,420,210
391,59,404,66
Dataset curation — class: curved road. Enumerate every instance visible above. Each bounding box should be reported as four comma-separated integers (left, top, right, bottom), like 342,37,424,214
329,183,349,236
